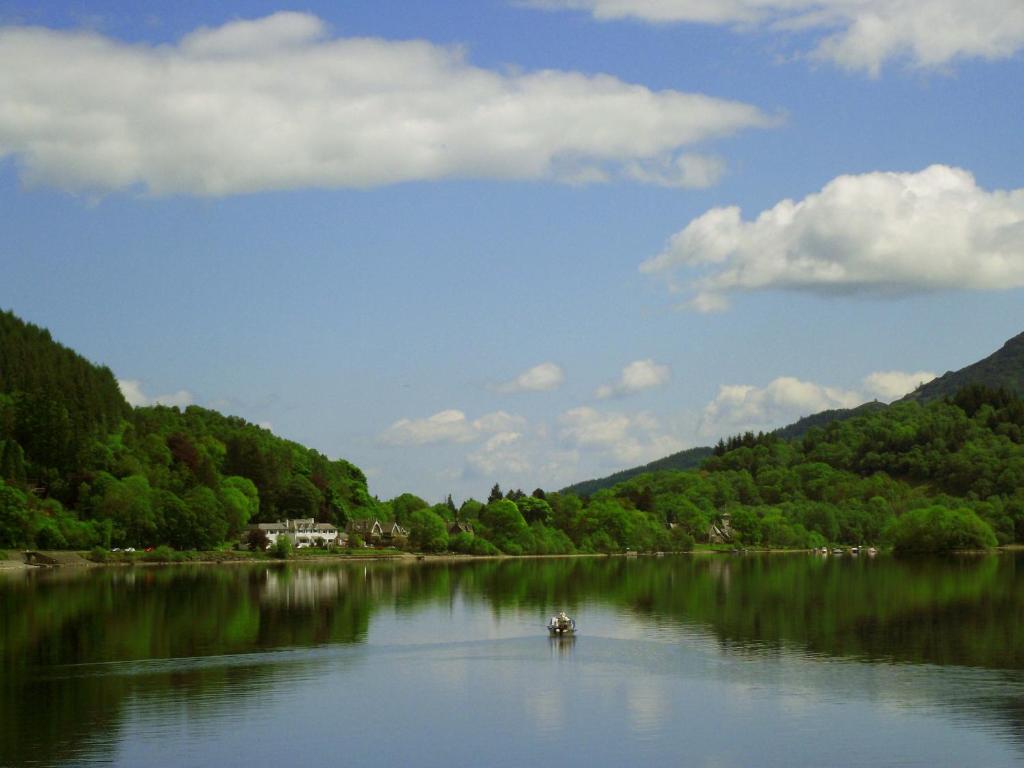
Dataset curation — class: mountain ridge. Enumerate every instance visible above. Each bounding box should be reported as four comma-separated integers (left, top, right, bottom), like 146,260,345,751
560,330,1024,496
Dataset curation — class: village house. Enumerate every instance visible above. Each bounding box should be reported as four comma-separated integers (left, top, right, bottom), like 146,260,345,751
245,518,344,549
346,519,410,547
347,518,384,545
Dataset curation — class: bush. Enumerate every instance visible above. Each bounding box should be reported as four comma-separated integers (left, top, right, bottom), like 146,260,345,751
246,529,269,551
34,521,67,550
348,533,364,549
470,537,500,556
272,537,292,560
88,546,109,563
887,506,998,554
143,545,177,563
668,527,695,552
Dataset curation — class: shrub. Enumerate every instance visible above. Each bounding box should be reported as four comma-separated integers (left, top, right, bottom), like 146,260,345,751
668,527,695,552
143,545,177,563
88,546,109,563
348,533,364,549
272,537,292,560
246,529,270,552
470,537,500,556
887,506,998,554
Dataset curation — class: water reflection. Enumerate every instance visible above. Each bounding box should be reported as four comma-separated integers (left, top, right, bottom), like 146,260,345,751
0,554,1022,767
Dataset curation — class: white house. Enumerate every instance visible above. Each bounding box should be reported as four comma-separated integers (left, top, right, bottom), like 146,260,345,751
245,518,344,549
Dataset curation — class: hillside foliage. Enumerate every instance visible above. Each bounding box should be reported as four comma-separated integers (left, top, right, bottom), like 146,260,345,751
0,311,376,550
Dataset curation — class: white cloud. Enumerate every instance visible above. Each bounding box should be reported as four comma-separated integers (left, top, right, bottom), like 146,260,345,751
596,358,672,398
559,406,685,464
700,376,862,437
0,13,772,196
699,368,940,437
379,409,525,446
118,379,194,409
466,431,532,476
623,153,725,188
527,0,1024,74
498,362,566,393
641,165,1024,311
862,370,936,401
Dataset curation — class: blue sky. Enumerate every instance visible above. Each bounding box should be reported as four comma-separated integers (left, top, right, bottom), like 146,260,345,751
1,0,1022,501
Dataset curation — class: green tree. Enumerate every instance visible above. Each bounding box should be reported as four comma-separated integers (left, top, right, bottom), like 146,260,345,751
886,506,997,553
408,508,449,552
389,493,429,525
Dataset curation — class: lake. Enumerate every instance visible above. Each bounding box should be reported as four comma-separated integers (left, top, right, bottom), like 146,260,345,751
2,553,1022,767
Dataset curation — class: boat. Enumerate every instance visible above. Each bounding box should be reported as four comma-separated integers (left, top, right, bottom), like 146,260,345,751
547,611,576,636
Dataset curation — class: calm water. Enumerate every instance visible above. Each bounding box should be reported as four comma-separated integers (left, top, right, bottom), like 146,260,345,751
2,554,1022,768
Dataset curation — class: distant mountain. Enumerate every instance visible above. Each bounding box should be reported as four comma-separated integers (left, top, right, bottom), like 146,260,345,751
559,329,1024,497
901,331,1024,403
560,446,713,497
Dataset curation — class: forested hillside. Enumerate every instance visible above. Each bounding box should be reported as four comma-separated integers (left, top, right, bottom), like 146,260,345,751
560,446,714,497
902,331,1024,403
575,384,1022,552
3,308,1022,556
0,310,376,550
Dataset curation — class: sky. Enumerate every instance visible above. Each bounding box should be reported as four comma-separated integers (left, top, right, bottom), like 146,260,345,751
1,0,1023,502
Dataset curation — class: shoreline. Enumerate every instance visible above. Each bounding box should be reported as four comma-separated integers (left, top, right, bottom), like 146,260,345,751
5,544,1018,572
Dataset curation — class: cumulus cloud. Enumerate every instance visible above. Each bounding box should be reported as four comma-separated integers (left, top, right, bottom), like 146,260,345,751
527,0,1024,74
379,409,525,446
466,431,532,476
118,379,194,409
699,368,939,437
641,165,1024,311
862,370,936,401
596,359,671,399
498,362,565,393
0,13,772,196
559,406,684,465
700,377,861,437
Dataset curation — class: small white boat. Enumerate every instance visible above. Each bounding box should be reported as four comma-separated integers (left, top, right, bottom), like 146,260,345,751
547,611,576,636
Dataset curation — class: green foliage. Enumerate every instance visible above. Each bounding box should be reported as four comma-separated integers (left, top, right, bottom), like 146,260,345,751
561,446,713,497
886,506,998,553
478,499,529,554
903,333,1024,403
408,508,448,552
0,480,31,547
515,496,552,525
271,536,292,560
143,545,179,563
0,310,377,551
389,493,429,525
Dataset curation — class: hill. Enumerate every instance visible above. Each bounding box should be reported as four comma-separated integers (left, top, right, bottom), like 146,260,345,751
561,446,713,497
561,330,1024,496
901,331,1024,403
588,385,1024,550
772,401,887,441
0,309,375,550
